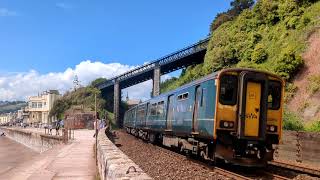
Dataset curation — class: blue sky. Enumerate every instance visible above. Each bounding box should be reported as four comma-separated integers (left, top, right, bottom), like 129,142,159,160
0,0,231,73
0,0,232,101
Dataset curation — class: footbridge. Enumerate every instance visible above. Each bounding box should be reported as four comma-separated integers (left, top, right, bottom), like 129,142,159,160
98,37,210,126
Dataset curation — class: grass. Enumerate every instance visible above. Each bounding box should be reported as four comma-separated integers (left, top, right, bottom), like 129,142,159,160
283,109,305,131
305,120,320,132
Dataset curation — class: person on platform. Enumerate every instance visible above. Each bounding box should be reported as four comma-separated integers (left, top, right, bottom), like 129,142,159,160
93,119,99,138
55,120,61,136
49,123,53,135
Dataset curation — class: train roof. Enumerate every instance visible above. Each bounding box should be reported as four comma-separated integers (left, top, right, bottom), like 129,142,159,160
126,71,219,112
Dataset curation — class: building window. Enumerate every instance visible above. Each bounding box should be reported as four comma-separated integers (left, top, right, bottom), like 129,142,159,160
32,102,37,108
38,102,42,108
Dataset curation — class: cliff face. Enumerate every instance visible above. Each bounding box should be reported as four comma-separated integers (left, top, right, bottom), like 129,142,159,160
287,30,320,122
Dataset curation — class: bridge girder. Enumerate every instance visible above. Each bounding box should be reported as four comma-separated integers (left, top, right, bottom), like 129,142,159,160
98,37,210,126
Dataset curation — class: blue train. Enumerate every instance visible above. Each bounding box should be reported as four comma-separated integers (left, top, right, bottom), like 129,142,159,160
124,68,284,166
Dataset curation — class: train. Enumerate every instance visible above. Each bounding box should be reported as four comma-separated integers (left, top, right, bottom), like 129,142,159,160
123,68,284,167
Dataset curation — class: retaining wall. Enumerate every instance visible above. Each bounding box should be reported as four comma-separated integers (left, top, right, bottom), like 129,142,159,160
97,128,152,180
275,130,320,167
0,127,64,153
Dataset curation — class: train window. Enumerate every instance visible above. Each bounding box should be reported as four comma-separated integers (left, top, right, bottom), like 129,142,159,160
157,101,165,115
268,81,281,110
178,92,189,101
219,75,238,105
201,88,206,107
137,106,145,119
150,103,157,115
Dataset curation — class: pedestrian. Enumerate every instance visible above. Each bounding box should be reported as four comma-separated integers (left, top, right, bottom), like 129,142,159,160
60,119,64,128
99,119,106,129
0,130,5,136
49,123,53,135
56,120,61,136
93,118,100,138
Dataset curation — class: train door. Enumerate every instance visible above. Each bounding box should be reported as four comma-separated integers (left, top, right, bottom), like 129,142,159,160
244,82,261,137
144,103,149,127
238,72,268,140
192,85,201,133
166,95,174,131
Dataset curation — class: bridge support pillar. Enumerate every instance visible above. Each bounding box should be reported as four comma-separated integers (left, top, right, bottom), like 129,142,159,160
113,80,121,127
153,66,161,97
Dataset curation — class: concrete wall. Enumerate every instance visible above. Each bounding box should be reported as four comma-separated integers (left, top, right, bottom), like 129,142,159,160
275,130,320,167
97,128,152,180
0,127,64,153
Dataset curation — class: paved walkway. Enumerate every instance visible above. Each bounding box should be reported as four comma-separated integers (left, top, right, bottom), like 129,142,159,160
0,128,96,180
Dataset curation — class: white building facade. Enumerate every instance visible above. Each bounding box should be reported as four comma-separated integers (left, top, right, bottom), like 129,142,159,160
28,90,60,125
0,112,16,124
0,114,9,124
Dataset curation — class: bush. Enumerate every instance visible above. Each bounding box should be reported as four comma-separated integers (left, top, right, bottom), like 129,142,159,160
275,46,304,79
307,75,320,94
285,83,298,102
251,43,268,63
283,110,304,131
285,16,300,29
210,12,233,32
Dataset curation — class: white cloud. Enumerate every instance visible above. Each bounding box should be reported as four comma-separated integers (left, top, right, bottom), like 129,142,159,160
0,8,18,17
0,60,177,102
0,60,137,101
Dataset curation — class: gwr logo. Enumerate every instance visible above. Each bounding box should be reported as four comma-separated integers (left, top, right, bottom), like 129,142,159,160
245,113,258,119
249,91,256,99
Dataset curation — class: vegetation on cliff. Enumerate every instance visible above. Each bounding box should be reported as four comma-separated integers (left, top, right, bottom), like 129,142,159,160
161,0,320,93
49,78,112,120
0,101,27,114
160,0,320,132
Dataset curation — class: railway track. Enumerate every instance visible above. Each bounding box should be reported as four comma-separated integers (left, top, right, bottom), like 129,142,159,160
115,131,318,179
269,160,320,178
151,140,293,180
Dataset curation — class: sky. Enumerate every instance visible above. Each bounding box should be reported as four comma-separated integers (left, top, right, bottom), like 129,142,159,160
0,0,232,101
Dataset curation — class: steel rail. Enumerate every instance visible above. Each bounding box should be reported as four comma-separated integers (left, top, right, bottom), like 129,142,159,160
269,160,320,177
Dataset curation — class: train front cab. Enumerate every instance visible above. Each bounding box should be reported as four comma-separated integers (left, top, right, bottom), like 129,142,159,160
214,69,284,166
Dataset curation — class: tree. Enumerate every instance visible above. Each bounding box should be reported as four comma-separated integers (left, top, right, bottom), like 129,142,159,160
230,0,255,15
210,0,255,32
90,77,107,88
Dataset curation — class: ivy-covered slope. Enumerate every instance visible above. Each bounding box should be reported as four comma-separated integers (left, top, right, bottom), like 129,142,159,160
161,0,320,93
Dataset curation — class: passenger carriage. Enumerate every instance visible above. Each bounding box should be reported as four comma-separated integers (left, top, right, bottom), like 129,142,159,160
124,68,284,166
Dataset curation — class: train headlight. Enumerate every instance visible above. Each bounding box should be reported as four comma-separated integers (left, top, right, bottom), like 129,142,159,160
220,121,235,129
270,126,275,132
223,122,229,128
267,125,277,132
